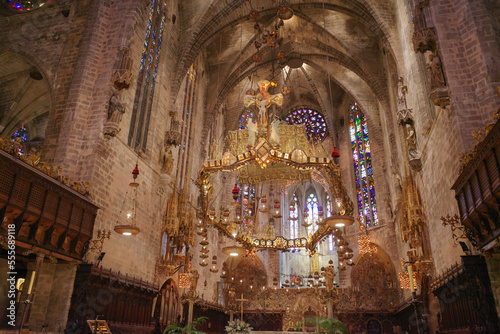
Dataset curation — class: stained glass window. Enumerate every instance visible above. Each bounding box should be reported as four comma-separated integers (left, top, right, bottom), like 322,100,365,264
326,195,335,251
286,109,327,143
239,109,255,129
175,64,197,190
5,0,47,12
12,124,28,155
349,102,378,228
306,193,319,235
289,193,299,240
240,184,256,235
128,0,167,153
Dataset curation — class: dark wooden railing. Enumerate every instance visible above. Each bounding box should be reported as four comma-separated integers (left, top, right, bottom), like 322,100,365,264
430,256,499,332
452,120,500,250
67,264,159,333
0,149,98,260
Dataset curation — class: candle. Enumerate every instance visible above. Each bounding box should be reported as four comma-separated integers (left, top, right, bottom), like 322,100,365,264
27,271,36,295
408,265,415,293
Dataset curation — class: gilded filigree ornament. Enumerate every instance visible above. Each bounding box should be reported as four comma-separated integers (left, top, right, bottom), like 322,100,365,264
111,46,133,90
0,137,93,198
441,214,469,245
165,111,181,147
399,173,433,272
458,110,500,174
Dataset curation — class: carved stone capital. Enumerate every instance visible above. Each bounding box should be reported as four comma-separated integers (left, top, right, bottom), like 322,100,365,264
165,129,181,147
397,108,414,125
112,69,132,90
430,86,451,109
103,121,121,139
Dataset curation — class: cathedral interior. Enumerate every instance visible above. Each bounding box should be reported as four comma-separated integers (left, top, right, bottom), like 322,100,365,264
0,0,500,333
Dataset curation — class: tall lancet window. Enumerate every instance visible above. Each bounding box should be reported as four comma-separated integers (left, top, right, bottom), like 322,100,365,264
306,193,319,235
176,64,197,190
289,193,299,240
326,195,335,251
349,102,378,228
128,0,167,153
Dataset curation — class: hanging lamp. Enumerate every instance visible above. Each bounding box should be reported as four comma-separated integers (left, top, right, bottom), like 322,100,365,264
114,164,141,236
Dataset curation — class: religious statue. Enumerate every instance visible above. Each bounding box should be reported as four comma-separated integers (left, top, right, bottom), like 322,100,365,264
322,266,336,291
107,92,126,123
397,77,407,112
396,77,413,124
247,118,258,148
405,123,420,161
104,92,126,139
244,80,283,129
189,269,199,291
427,52,446,90
269,115,281,146
290,273,301,286
161,147,174,174
228,287,236,306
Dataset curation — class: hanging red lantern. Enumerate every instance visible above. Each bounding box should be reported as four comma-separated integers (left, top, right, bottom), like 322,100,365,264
303,207,309,218
132,164,139,179
318,206,324,217
232,183,239,201
331,146,340,159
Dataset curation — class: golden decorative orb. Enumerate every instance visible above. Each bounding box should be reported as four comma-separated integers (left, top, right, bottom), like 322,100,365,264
281,85,292,95
252,53,262,62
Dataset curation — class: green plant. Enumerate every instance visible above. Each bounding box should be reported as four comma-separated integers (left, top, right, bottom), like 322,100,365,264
301,317,348,334
163,316,208,334
225,319,252,333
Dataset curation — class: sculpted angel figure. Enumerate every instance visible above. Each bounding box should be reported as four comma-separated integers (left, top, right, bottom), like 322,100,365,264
247,118,258,148
322,266,336,291
270,114,281,145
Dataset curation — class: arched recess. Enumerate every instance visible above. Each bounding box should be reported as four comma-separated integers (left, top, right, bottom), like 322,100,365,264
154,278,180,327
350,243,398,309
0,51,51,151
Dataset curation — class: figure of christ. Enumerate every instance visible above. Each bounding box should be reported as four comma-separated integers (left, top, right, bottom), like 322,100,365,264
244,80,283,129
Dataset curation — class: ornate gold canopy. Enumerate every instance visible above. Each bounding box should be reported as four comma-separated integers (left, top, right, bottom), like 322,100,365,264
196,80,354,252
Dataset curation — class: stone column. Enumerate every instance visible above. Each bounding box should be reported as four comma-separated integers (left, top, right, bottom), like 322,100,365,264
327,300,333,319
159,291,165,324
167,288,174,324
187,299,194,324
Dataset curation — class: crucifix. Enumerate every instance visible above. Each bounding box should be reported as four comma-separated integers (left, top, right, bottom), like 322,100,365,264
235,293,249,320
244,80,283,129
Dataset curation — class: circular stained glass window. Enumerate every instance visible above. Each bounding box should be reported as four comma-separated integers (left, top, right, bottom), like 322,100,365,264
4,0,48,12
286,108,327,142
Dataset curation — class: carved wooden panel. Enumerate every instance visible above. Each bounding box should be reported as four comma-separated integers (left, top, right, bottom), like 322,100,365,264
0,151,98,259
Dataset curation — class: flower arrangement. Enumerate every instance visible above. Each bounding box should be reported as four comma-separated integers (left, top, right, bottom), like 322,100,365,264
225,319,252,334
